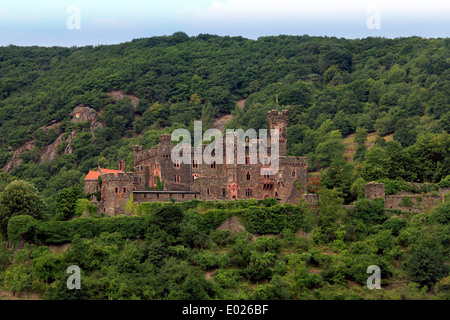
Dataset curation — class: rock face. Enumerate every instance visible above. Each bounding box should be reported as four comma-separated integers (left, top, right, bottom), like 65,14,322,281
217,215,246,235
107,90,139,109
71,104,104,135
2,140,35,171
3,104,104,171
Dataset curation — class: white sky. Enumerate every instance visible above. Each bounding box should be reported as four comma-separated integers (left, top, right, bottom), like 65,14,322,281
0,0,448,46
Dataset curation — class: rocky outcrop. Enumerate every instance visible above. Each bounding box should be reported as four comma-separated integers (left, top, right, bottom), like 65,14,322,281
107,90,139,109
3,105,104,171
217,215,246,235
71,104,104,135
2,140,35,171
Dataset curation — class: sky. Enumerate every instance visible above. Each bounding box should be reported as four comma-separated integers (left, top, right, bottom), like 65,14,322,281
0,0,449,47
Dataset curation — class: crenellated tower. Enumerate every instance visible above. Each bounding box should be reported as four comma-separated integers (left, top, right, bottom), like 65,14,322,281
268,109,288,156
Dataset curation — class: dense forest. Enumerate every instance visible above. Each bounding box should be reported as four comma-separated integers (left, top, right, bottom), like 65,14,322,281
0,33,449,300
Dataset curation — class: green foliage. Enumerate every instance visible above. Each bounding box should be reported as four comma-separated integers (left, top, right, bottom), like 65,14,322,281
55,186,84,220
7,215,37,247
407,241,448,288
74,199,97,217
0,180,45,237
352,198,388,226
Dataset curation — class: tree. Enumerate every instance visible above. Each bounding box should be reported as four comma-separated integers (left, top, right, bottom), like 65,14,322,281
321,156,355,204
0,180,46,238
407,241,447,288
55,186,84,220
360,145,390,181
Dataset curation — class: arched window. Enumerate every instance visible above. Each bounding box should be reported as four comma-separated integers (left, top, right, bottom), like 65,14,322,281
174,174,180,183
246,172,251,180
245,188,253,197
292,168,296,178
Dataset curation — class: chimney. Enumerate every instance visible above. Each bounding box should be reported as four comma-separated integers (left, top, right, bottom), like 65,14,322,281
119,159,125,172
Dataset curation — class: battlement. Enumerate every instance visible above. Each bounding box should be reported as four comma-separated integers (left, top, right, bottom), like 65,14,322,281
268,109,288,121
134,147,159,164
365,182,385,200
102,172,136,183
160,134,171,141
279,156,308,167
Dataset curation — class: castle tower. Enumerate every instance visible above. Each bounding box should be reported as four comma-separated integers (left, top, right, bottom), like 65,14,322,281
158,134,172,159
268,109,288,156
132,145,143,166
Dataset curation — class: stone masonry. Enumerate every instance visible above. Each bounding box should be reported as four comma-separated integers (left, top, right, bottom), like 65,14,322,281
84,109,309,215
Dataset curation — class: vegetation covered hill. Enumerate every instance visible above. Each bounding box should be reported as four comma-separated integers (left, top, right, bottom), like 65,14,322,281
1,34,449,204
0,34,449,300
0,197,449,300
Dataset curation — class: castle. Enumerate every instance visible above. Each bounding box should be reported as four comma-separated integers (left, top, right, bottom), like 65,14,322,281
84,110,309,215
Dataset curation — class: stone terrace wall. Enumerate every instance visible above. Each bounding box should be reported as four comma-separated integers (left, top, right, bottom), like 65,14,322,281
385,194,444,213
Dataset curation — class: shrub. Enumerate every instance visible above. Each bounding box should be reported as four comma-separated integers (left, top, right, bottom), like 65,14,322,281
427,201,450,225
7,215,37,247
382,217,408,235
353,198,388,226
399,196,414,207
407,243,447,288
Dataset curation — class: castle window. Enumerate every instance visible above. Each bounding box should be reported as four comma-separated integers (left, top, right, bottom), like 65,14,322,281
246,172,251,180
275,191,278,198
222,188,226,196
292,169,296,178
245,188,253,197
245,156,250,165
115,187,118,194
192,174,199,182
174,174,180,183
192,159,199,168
123,187,127,193
211,161,216,169
174,159,181,168
207,188,210,195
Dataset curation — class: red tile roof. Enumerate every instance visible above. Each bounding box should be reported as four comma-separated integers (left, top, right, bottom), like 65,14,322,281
99,168,123,175
84,167,124,180
84,170,100,180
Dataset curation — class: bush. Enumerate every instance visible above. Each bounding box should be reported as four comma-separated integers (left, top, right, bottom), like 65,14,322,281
244,252,275,282
382,217,408,235
214,269,241,289
427,201,450,225
190,252,228,270
407,242,447,288
7,215,37,247
353,198,388,226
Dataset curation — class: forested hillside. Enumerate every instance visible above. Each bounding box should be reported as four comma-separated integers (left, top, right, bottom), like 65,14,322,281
1,34,449,210
0,33,449,300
